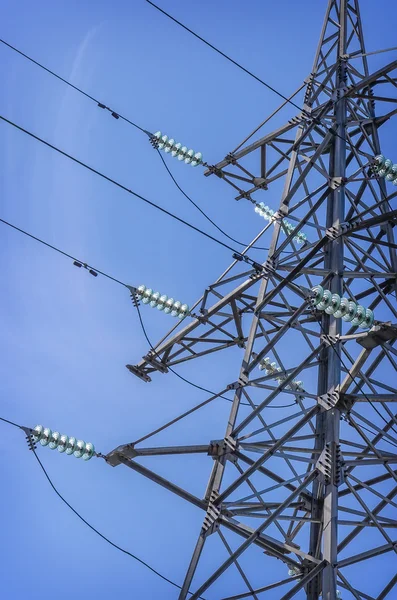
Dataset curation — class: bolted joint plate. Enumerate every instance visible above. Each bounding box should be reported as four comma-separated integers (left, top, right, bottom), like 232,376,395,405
321,333,340,347
316,442,344,486
325,220,357,238
105,444,138,467
208,436,238,464
317,390,339,411
201,491,221,537
325,224,341,239
25,431,37,452
226,381,241,391
264,257,276,274
239,372,249,386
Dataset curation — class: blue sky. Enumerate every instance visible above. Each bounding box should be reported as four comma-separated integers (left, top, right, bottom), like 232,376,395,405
1,1,396,598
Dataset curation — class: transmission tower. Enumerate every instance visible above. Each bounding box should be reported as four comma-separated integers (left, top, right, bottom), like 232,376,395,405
107,1,397,598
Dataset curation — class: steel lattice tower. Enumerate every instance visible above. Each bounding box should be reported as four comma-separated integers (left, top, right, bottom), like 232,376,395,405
107,1,397,598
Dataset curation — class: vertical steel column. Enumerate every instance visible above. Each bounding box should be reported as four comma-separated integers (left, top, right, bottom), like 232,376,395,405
319,3,347,599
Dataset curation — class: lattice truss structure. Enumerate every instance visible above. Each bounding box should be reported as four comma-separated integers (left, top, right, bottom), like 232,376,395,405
107,1,397,598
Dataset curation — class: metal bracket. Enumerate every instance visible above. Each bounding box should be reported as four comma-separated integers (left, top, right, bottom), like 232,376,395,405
357,322,397,349
238,372,249,386
338,392,354,413
126,364,151,382
25,431,36,452
224,435,237,454
226,381,240,391
299,494,314,512
273,210,284,221
325,220,357,238
330,176,343,191
288,114,312,127
316,442,343,486
278,204,289,217
321,333,340,346
208,440,222,458
263,257,276,276
106,444,138,467
325,225,341,239
144,353,169,374
317,390,339,411
332,86,348,101
206,164,224,178
201,491,221,536
253,177,267,189
225,153,237,165
208,437,238,464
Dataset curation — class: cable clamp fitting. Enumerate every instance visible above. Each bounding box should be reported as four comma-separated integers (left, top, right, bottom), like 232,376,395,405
73,261,98,277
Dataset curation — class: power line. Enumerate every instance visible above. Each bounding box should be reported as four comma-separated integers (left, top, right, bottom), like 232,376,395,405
0,38,148,135
0,217,127,287
0,416,205,598
143,1,380,154
0,216,235,403
2,34,375,249
3,35,393,433
0,214,297,410
32,449,202,595
0,415,25,429
2,128,393,425
0,114,259,262
2,11,305,119
144,0,305,114
134,304,397,448
0,37,295,254
156,150,294,254
356,421,397,450
1,31,376,178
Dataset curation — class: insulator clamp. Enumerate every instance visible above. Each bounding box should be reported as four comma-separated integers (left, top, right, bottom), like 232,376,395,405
26,433,37,452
